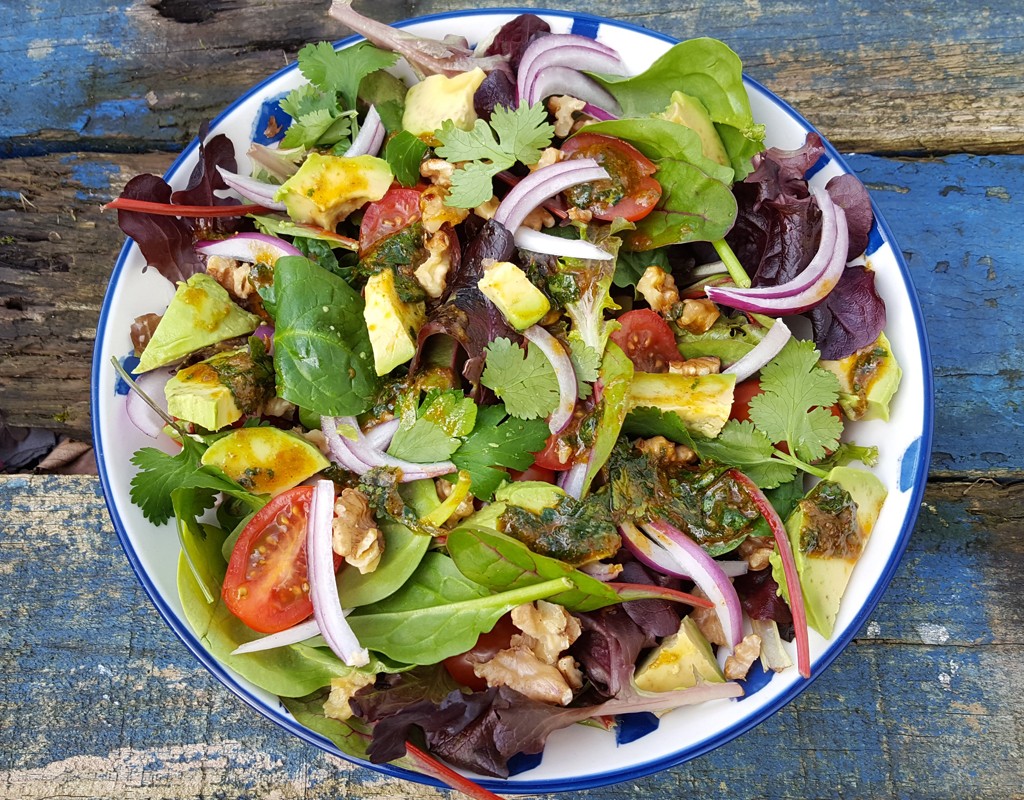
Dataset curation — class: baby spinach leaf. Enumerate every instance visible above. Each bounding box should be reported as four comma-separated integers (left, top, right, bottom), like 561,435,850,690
446,526,622,612
346,552,572,664
282,690,374,761
273,256,378,417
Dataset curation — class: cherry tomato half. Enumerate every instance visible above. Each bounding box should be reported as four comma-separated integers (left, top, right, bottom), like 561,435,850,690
359,186,423,256
222,485,340,634
610,309,681,373
443,613,518,691
509,464,558,484
561,133,662,222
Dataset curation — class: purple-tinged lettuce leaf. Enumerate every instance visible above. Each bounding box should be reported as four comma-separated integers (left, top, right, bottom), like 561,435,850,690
807,264,887,360
116,174,203,284
476,14,550,70
826,173,875,260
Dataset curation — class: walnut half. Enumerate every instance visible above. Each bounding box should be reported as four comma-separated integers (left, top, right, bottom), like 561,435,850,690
332,488,384,574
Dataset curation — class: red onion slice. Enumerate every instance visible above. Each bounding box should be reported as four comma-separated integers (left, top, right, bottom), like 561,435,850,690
230,618,321,655
307,479,369,667
526,66,623,114
728,469,811,678
621,522,748,580
707,190,850,315
581,102,618,121
522,325,577,434
343,105,386,157
723,318,792,382
321,416,374,474
216,166,287,211
493,159,608,235
362,418,401,451
559,461,588,500
517,34,625,101
333,415,457,481
126,368,173,439
514,227,612,260
195,232,302,264
642,520,744,650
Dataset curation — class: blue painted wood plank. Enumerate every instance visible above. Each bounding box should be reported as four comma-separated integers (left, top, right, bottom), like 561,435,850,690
1,476,1020,798
1,0,1021,154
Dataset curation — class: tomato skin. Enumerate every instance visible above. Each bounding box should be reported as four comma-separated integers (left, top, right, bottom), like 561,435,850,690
443,613,518,690
532,434,573,471
509,464,558,484
359,186,423,255
561,133,661,222
222,486,340,634
610,309,681,373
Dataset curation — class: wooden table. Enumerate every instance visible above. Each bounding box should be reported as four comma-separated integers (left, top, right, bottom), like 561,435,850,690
2,1,1022,797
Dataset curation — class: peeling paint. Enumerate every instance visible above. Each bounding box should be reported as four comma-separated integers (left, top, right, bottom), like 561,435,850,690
916,623,950,645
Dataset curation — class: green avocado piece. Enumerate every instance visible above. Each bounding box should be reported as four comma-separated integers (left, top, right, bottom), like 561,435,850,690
164,346,275,432
771,467,888,637
494,481,567,514
477,260,551,331
402,67,486,143
819,332,903,421
363,267,426,376
137,273,261,373
659,90,731,168
634,615,725,692
201,426,329,496
626,371,737,438
274,153,392,230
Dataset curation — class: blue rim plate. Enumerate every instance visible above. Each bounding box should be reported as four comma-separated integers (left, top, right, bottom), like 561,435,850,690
92,8,933,793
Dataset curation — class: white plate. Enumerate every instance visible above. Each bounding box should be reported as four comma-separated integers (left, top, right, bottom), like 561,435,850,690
93,8,934,793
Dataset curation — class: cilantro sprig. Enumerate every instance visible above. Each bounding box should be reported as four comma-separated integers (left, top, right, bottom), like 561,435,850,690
480,338,560,421
434,102,555,208
452,405,551,500
280,41,398,150
694,339,845,488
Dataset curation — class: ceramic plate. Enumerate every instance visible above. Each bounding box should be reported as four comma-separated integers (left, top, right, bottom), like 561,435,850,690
93,8,933,793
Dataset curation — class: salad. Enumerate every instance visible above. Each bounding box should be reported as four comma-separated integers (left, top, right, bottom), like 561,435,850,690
106,3,903,791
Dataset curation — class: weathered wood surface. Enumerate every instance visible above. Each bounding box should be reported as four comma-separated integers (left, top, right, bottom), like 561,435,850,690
1,475,1021,799
4,152,1021,476
2,1,1022,156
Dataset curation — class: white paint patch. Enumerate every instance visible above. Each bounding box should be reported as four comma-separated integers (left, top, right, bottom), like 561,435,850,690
916,623,950,645
96,664,113,677
866,621,881,637
27,39,54,60
938,658,960,691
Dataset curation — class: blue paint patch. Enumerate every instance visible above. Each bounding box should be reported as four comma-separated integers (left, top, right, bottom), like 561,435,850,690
865,219,884,256
899,437,922,492
72,98,151,137
115,353,140,396
0,188,21,201
63,158,120,191
505,751,543,775
615,712,660,744
570,16,601,39
251,94,290,146
804,153,830,181
737,661,775,697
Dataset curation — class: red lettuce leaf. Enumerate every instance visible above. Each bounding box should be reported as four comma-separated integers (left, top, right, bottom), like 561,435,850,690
116,174,203,284
476,14,550,70
807,264,887,360
826,173,874,260
733,566,794,640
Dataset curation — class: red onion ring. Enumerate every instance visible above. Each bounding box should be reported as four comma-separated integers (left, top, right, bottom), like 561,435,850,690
362,418,401,451
307,479,369,667
723,318,792,382
621,522,749,580
642,520,744,650
321,416,374,474
522,325,577,434
517,34,625,104
559,461,588,500
513,227,612,260
332,415,457,481
581,102,618,121
216,166,287,211
230,618,321,655
527,66,623,114
195,232,301,264
343,105,386,157
126,368,173,439
493,159,608,235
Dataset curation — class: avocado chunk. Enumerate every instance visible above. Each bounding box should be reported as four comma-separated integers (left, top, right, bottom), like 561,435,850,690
137,273,261,373
363,267,426,376
659,91,731,168
274,153,392,230
634,615,725,692
201,426,329,496
164,345,275,432
770,466,888,638
494,481,566,514
819,332,902,421
626,372,736,438
477,260,551,330
402,68,487,144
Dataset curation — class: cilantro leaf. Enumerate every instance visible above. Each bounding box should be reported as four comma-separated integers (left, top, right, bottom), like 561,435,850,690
567,334,600,400
434,102,554,209
748,339,843,463
693,419,796,489
384,130,429,187
452,405,551,500
297,41,398,110
387,417,460,463
130,439,207,525
481,338,560,420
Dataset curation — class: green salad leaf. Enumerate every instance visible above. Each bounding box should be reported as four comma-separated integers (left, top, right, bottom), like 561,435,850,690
451,405,551,500
481,337,560,420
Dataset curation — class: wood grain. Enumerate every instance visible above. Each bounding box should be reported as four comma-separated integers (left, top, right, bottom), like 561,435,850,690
0,1,1021,156
1,475,1020,799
